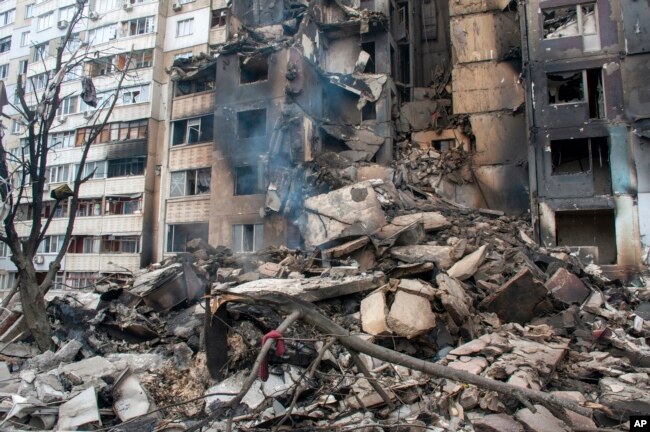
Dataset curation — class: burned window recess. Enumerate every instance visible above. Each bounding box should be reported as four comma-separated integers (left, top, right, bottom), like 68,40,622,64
547,68,604,118
172,115,214,146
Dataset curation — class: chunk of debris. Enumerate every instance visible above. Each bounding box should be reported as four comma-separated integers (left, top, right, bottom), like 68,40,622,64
360,289,390,335
447,245,488,280
389,245,455,269
514,404,571,432
479,268,548,324
387,290,436,339
545,267,590,304
56,387,101,431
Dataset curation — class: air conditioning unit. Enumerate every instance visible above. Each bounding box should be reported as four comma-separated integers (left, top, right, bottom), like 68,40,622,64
123,1,133,11
172,3,182,11
34,255,44,264
57,20,68,30
83,110,94,119
88,11,100,21
57,115,67,123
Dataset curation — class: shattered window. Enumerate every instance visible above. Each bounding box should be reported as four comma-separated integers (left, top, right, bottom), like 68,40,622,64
170,168,211,197
240,55,269,84
543,4,598,39
237,109,267,138
547,71,584,104
167,223,209,253
232,224,264,253
172,116,214,146
211,9,227,27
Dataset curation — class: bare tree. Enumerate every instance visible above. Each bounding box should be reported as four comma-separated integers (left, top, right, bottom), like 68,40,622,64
0,1,133,351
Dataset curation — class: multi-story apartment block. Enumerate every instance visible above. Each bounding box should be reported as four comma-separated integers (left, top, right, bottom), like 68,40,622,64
0,0,168,291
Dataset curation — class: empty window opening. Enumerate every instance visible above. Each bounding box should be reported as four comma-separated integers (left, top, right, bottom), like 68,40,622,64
237,109,267,138
167,223,209,253
555,209,616,264
547,71,583,104
234,166,262,195
240,55,269,84
175,66,216,97
551,137,612,193
432,139,454,152
547,69,604,116
361,101,376,121
232,224,264,253
361,41,376,73
543,3,597,39
399,44,410,85
396,6,408,40
172,115,214,146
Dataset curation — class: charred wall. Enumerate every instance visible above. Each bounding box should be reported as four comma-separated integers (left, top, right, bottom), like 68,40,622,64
523,0,646,267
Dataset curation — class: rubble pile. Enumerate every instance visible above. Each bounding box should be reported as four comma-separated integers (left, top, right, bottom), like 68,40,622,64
0,172,648,431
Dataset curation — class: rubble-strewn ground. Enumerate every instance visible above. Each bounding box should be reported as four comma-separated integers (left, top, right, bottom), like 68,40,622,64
0,174,648,430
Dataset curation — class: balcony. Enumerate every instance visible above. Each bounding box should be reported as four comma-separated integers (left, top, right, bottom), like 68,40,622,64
79,176,146,198
46,214,144,236
172,91,214,120
209,26,227,45
65,253,141,273
169,143,212,171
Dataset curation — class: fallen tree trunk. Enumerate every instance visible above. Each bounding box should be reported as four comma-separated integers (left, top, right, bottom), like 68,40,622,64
207,292,600,421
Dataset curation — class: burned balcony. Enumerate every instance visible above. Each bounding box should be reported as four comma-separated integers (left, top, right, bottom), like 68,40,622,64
546,68,604,119
239,55,269,84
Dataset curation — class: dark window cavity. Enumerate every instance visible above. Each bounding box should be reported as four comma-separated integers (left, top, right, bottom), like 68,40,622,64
234,166,262,195
240,55,269,84
237,109,266,138
555,209,616,264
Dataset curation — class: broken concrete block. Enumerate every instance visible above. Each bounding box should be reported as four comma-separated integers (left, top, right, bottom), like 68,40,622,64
441,294,471,326
471,414,525,432
448,356,488,375
60,357,117,384
550,391,597,430
479,268,548,324
360,290,390,335
449,339,488,356
322,237,369,258
114,375,151,421
300,182,387,247
545,268,590,304
225,273,385,303
56,387,100,430
258,262,284,278
34,374,64,403
447,245,488,280
54,340,83,363
387,291,436,339
390,245,454,269
397,279,437,300
599,377,650,420
390,212,450,232
514,405,571,432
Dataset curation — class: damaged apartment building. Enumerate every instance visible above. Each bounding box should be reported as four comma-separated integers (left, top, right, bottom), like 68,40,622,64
163,0,530,256
162,0,650,272
521,0,650,272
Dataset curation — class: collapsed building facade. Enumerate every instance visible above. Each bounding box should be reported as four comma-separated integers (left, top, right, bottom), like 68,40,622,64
163,0,535,257
160,0,650,273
